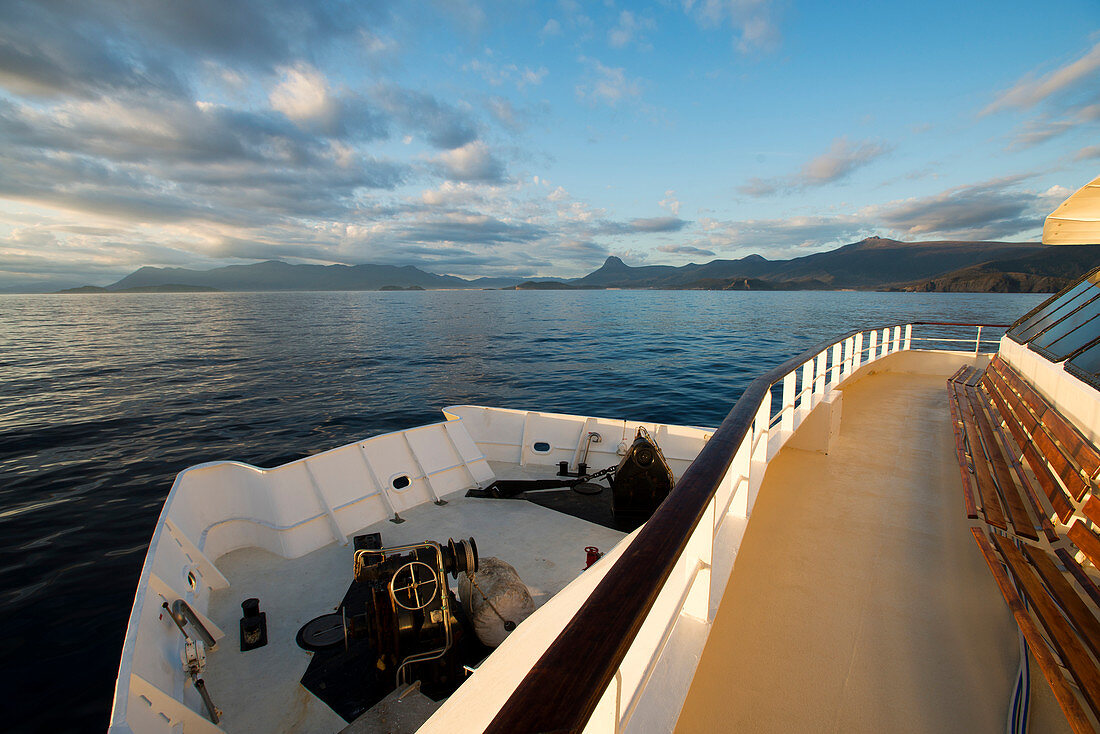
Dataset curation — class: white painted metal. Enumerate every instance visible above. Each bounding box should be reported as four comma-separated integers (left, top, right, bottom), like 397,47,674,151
114,323,1023,734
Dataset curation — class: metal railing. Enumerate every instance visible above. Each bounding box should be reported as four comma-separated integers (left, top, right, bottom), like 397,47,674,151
483,321,1008,733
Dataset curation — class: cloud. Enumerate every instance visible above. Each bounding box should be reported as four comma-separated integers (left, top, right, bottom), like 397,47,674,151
681,0,781,54
1076,144,1100,161
982,41,1100,150
1007,103,1100,150
627,216,688,233
431,141,507,182
576,59,642,107
0,0,386,99
375,86,479,149
540,19,562,39
657,244,715,257
697,175,1060,256
486,97,527,132
984,41,1100,115
608,11,656,50
465,58,548,90
659,190,681,216
866,175,1062,240
739,137,890,196
269,64,336,123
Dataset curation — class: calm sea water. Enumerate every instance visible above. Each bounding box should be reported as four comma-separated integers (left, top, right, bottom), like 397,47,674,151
0,289,1044,732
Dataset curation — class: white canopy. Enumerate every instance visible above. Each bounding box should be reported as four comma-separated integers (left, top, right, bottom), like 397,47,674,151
1044,175,1100,244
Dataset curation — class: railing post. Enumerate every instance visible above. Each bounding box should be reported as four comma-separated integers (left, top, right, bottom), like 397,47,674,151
799,360,813,421
830,343,842,387
868,329,877,362
880,328,889,358
781,372,796,436
748,397,770,513
903,324,912,351
814,351,827,397
892,326,901,352
842,336,853,378
854,332,864,370
975,325,983,356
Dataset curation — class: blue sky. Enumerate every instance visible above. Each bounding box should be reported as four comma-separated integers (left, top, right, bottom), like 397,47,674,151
0,0,1098,289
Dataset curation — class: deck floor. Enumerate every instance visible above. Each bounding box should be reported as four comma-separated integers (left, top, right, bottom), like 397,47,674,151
675,361,1070,733
202,493,625,734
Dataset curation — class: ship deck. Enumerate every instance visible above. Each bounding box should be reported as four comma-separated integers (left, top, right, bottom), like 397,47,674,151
201,490,626,734
676,355,1071,733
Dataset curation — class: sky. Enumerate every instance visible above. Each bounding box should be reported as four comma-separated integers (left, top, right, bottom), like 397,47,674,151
0,1,1098,290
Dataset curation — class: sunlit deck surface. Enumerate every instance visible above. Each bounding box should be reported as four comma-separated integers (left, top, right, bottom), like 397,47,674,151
202,487,625,734
676,353,1070,733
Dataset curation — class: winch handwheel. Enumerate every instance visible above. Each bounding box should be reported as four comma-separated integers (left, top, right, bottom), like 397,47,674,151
388,560,439,610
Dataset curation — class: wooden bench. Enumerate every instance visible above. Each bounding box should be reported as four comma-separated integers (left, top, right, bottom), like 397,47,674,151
948,356,1100,733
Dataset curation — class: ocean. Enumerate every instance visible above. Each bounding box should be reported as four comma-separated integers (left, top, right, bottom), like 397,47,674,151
0,289,1044,732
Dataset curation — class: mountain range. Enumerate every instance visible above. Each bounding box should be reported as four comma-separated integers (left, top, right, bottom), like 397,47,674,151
55,237,1100,294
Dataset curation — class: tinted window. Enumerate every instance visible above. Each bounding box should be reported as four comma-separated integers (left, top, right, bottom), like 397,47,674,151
1011,284,1097,343
1008,279,1095,341
1068,340,1100,387
1042,322,1100,362
1031,295,1100,359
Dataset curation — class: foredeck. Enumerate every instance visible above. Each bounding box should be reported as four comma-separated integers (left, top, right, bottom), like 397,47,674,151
676,356,1070,732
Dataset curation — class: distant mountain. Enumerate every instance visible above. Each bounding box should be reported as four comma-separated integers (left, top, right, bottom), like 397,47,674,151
573,238,1046,290
57,284,221,294
82,237,1086,295
108,260,480,291
901,244,1100,292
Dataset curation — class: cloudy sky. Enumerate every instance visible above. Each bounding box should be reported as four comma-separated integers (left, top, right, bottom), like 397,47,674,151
0,0,1098,290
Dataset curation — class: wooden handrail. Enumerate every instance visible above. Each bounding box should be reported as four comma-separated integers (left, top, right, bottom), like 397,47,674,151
484,322,1008,733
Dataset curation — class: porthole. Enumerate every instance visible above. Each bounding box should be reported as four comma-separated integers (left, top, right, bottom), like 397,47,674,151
532,441,551,453
186,570,198,591
391,474,411,490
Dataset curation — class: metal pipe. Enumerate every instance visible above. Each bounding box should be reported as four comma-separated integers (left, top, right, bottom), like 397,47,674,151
170,599,217,649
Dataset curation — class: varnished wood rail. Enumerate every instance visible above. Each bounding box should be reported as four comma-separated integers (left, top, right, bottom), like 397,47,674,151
485,321,1008,733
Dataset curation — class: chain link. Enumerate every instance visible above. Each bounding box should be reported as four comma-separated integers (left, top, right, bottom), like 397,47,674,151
567,463,617,486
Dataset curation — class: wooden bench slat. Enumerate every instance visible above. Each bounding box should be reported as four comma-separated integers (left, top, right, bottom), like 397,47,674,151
948,365,971,383
947,386,979,520
984,372,1077,523
994,360,1096,500
966,384,1039,540
1070,521,1100,571
996,358,1100,478
1022,543,1100,662
1086,496,1100,527
952,381,1008,529
971,529,1095,734
992,532,1100,722
980,377,1060,542
1057,547,1100,611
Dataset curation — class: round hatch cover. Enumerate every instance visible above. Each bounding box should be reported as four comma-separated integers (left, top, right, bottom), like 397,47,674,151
296,613,345,651
572,482,603,495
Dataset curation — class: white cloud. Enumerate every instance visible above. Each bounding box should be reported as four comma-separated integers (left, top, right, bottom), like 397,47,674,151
576,59,642,107
984,41,1100,115
681,0,781,54
608,11,655,49
659,189,681,215
540,19,562,38
465,58,548,90
739,137,891,196
269,64,335,124
431,141,507,182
